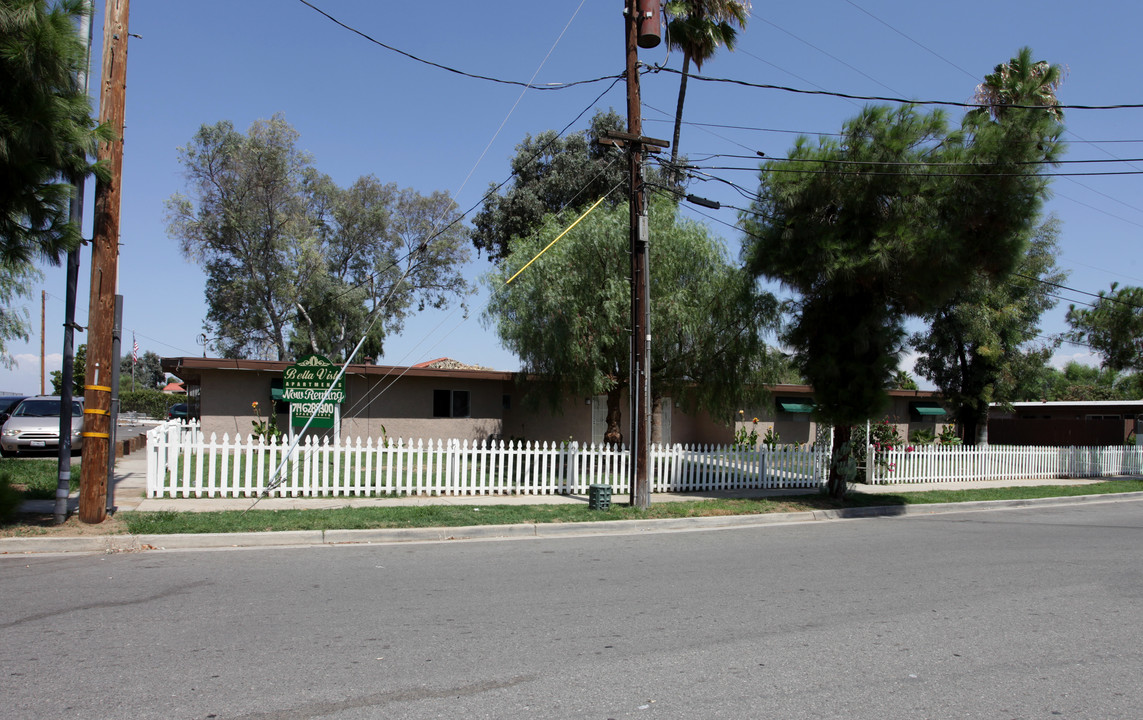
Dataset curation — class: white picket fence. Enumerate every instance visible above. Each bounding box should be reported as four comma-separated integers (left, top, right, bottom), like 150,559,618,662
867,443,1143,484
145,421,831,499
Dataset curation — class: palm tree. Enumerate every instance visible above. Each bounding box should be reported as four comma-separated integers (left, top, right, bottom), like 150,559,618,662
971,46,1065,121
665,0,750,184
0,0,108,265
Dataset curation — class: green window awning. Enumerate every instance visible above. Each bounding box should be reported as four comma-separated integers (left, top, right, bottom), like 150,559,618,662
777,399,815,414
910,402,947,416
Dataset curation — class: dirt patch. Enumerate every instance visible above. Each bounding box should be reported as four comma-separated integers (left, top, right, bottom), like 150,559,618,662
0,512,128,538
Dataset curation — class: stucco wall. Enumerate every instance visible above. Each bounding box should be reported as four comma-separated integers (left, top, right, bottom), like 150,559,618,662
338,373,507,442
502,393,591,444
189,363,949,449
197,369,509,443
668,402,733,445
198,369,279,439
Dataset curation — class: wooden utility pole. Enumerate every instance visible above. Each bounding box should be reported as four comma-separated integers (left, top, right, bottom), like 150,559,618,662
619,0,662,509
80,0,130,524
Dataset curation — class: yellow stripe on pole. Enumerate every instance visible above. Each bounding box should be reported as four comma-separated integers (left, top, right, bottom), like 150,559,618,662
84,408,110,415
81,432,110,439
505,194,609,286
84,384,112,392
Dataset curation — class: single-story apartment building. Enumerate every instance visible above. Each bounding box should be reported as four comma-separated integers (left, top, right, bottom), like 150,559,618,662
988,400,1143,446
160,356,953,447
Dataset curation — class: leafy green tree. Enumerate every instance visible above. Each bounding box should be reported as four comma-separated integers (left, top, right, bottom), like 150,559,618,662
0,260,40,367
167,115,469,361
742,50,1064,497
892,370,919,391
0,0,110,265
50,342,84,395
485,196,779,444
1066,283,1143,375
664,0,750,182
120,349,164,390
912,217,1067,445
166,115,311,360
290,177,470,362
471,110,631,263
1021,361,1142,401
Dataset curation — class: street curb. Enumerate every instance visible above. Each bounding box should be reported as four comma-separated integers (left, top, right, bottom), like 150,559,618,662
3,491,1142,556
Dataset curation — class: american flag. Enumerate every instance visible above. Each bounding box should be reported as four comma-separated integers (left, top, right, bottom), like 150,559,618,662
132,334,138,365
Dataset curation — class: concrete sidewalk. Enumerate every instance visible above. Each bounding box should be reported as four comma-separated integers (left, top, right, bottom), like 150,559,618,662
20,448,1120,515
7,448,1142,556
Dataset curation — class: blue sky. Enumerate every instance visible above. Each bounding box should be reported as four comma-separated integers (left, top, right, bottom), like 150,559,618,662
4,0,1143,395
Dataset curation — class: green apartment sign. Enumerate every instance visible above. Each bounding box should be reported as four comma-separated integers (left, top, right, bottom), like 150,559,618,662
283,354,346,428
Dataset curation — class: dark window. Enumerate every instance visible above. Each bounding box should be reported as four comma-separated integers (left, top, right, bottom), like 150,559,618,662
502,394,511,411
433,390,470,418
433,390,451,417
453,390,470,418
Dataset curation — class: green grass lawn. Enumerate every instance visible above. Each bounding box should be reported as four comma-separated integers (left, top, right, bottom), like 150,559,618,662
0,459,81,500
117,478,1143,535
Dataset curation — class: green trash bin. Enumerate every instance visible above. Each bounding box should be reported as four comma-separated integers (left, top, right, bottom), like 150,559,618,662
588,484,612,510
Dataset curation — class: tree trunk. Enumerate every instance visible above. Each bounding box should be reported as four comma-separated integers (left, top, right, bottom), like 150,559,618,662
960,409,979,447
669,53,692,185
604,387,624,448
295,303,320,355
650,394,663,446
828,424,852,499
974,406,989,447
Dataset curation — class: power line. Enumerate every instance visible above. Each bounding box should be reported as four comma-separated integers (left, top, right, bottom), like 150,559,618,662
285,75,625,332
687,162,1143,179
652,66,1143,112
747,9,905,98
704,151,1143,168
839,0,979,82
296,0,618,91
646,110,1143,146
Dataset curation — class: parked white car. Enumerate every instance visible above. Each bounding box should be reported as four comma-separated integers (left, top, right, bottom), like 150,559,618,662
0,396,84,457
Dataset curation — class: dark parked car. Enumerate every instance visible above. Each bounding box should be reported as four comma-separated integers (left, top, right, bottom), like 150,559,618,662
0,395,28,426
168,403,188,420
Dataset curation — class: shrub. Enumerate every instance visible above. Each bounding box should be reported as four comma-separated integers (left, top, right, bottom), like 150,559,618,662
909,427,936,445
120,389,183,419
0,474,20,523
849,419,904,482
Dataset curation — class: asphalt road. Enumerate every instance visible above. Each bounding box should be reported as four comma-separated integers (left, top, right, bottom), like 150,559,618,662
3,500,1141,719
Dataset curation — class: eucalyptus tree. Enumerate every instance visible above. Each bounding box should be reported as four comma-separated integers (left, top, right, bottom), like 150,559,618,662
484,196,779,445
168,115,469,362
290,176,470,363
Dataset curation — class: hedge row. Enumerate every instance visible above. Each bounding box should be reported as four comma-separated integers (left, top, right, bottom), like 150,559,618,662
118,390,184,420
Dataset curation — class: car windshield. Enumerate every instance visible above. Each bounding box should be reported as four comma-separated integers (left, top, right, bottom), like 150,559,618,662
13,400,81,417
